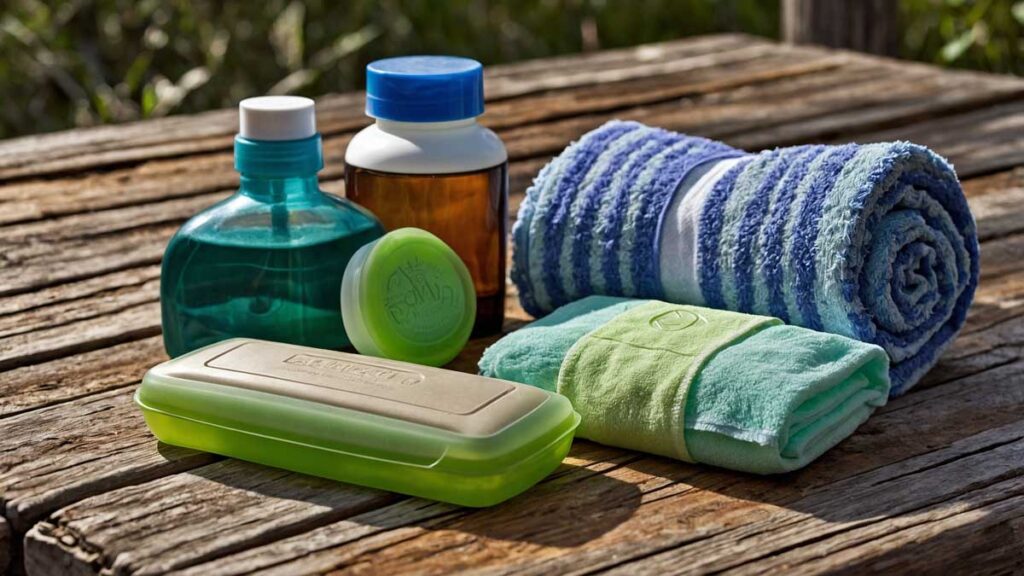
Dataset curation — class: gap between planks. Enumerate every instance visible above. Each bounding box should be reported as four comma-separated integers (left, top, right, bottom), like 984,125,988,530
7,237,1024,573
2,260,1023,572
0,43,848,226
3,58,1022,303
6,39,1024,569
3,39,1023,228
0,35,764,182
23,386,1024,575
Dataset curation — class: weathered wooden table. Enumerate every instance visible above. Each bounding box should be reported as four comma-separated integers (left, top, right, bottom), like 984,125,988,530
2,34,1024,575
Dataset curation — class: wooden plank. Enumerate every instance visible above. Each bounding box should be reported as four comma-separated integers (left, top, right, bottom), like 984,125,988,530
496,61,1024,176
0,265,160,317
3,64,1020,301
0,388,216,534
23,461,401,576
603,425,1024,575
482,34,755,98
0,301,161,372
0,192,226,297
18,262,1024,574
482,46,848,131
20,434,634,575
0,151,243,226
847,99,1024,177
0,43,840,227
962,167,1024,241
752,490,1024,575
147,389,1024,575
3,41,1022,230
0,336,164,419
0,273,158,341
734,72,1024,155
720,480,1024,575
0,35,761,182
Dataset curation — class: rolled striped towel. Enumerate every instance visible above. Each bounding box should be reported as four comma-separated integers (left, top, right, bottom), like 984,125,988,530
511,121,979,395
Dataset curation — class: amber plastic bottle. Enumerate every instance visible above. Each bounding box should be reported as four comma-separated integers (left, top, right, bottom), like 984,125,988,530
345,57,508,336
345,164,507,336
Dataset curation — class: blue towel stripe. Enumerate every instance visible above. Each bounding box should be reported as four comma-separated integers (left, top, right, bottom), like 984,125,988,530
600,131,685,297
617,139,689,296
734,150,794,313
716,151,784,311
588,137,669,295
511,121,979,397
540,122,640,310
641,139,745,299
564,127,661,300
759,146,828,322
791,144,860,332
696,157,753,310
631,139,710,298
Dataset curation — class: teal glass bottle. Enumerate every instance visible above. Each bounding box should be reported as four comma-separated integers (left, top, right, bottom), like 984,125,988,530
161,97,384,357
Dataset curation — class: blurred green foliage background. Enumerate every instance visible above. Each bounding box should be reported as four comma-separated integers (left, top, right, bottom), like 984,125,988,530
1,0,1022,139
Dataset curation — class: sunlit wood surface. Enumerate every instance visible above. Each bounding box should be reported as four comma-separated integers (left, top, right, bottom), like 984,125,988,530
2,34,1024,575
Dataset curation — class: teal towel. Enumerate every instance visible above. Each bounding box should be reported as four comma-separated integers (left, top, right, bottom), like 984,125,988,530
479,296,890,474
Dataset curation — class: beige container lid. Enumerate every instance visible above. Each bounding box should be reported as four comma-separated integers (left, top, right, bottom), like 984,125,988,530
146,338,553,436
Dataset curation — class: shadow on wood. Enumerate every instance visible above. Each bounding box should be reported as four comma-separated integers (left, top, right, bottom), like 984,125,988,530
183,455,644,549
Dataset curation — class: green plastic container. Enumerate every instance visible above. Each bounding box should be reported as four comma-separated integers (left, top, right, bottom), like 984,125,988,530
136,338,579,507
342,228,476,367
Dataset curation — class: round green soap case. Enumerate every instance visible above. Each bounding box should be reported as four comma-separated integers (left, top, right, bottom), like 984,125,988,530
342,228,476,366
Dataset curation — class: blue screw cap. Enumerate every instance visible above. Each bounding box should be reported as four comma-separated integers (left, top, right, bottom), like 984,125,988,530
366,56,484,122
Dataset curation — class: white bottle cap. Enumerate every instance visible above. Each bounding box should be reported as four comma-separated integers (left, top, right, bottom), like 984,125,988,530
238,96,317,141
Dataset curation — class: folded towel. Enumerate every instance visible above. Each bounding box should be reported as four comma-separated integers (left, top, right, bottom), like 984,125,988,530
511,121,979,395
480,296,890,474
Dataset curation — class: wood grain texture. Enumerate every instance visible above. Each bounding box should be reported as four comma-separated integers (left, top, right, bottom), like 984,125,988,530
3,34,1024,575
2,38,1022,232
0,166,1012,413
847,99,1024,177
22,226,1024,574
0,35,757,182
2,59,1020,304
24,439,639,575
0,336,164,418
0,388,216,534
24,462,401,576
0,40,836,229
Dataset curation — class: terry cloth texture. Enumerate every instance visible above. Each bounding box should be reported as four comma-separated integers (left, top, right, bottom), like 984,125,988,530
511,120,979,395
479,296,891,475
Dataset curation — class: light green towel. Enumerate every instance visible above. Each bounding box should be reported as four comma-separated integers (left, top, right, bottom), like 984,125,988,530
479,296,891,474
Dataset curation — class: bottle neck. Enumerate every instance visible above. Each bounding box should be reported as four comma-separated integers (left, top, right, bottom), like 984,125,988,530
375,117,478,134
238,173,321,201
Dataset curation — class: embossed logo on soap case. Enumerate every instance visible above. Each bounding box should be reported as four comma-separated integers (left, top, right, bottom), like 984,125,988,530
283,353,423,386
385,256,459,333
